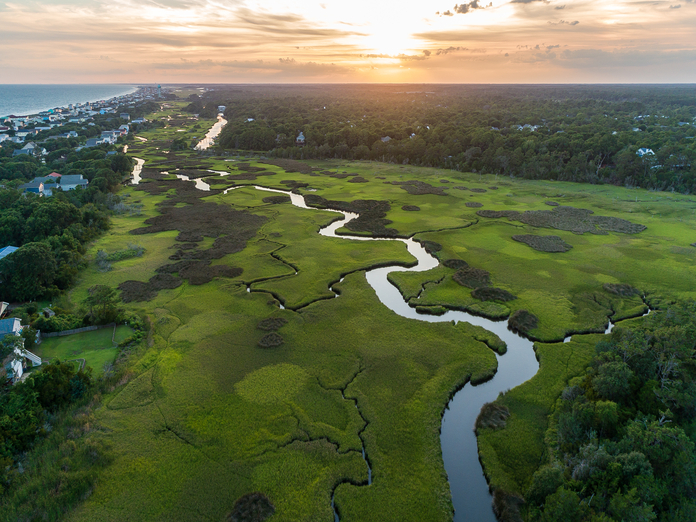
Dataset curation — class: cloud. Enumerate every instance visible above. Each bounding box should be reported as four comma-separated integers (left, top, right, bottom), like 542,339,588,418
436,46,467,55
510,0,549,3
450,0,492,14
669,4,681,7
555,4,566,9
548,19,579,25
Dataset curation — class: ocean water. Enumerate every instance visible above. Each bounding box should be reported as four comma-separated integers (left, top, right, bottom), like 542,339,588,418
0,84,138,117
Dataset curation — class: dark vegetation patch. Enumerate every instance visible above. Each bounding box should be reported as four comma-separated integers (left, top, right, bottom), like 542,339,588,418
512,234,572,253
492,490,524,522
141,168,169,180
305,195,397,236
348,176,368,183
258,333,284,348
465,202,483,208
471,287,516,302
257,317,288,331
131,202,266,244
419,240,442,254
440,179,450,183
391,180,448,196
278,180,309,190
415,305,447,316
262,195,291,204
453,267,491,288
453,186,468,190
375,176,386,179
443,259,469,270
508,309,538,333
134,178,223,205
489,186,499,190
119,274,182,303
478,206,646,235
259,158,314,174
691,242,696,247
545,201,560,206
235,164,267,173
401,205,420,211
475,403,511,431
175,169,213,179
269,232,282,238
225,171,275,181
156,260,243,285
227,492,275,522
470,188,487,193
603,283,639,297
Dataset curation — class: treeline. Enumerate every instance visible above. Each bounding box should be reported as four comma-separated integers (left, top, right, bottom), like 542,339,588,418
0,148,134,301
524,303,696,521
202,84,695,193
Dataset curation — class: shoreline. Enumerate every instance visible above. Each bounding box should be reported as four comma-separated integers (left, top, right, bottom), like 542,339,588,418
0,84,143,119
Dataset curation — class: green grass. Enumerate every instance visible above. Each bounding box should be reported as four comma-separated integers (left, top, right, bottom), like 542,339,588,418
35,326,132,375
33,113,696,521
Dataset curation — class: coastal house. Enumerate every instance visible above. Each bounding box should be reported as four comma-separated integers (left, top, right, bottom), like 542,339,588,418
59,174,88,191
120,113,130,120
132,118,147,124
0,317,42,384
381,136,392,143
218,105,226,113
637,148,655,157
118,125,129,135
295,132,306,147
19,179,45,195
0,246,18,262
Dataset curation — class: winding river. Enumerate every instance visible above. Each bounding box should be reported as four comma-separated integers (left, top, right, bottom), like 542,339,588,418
131,126,647,520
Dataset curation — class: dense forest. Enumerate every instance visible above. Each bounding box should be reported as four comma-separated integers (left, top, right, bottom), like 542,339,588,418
0,147,133,302
193,84,696,193
525,303,696,521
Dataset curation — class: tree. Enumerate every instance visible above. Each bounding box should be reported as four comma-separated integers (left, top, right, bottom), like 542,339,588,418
0,242,57,301
83,284,120,324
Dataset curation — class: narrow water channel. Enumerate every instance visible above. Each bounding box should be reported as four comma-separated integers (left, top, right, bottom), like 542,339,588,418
131,125,646,521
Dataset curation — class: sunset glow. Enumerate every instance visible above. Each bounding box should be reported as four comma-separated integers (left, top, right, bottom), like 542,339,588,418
1,0,695,83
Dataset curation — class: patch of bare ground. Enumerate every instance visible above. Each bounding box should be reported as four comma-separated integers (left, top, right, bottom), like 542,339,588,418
512,234,572,253
390,180,448,196
508,309,538,334
477,206,646,235
471,287,516,302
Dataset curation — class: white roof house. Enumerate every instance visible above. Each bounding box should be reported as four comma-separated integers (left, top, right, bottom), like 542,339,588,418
0,317,42,384
636,148,655,157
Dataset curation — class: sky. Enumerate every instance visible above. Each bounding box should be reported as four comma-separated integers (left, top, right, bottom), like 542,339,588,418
1,0,695,83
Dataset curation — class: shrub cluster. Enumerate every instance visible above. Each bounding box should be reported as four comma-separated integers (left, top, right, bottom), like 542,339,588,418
401,205,420,211
512,234,573,253
508,309,538,333
258,333,284,348
471,287,517,302
453,267,491,288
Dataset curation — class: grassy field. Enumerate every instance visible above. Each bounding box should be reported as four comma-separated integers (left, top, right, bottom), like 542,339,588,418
34,326,133,375
50,105,696,520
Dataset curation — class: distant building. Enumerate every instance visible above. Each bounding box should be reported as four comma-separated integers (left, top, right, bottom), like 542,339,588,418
295,131,306,147
59,174,89,191
381,136,392,143
0,317,42,384
218,106,226,113
636,148,655,157
120,113,130,120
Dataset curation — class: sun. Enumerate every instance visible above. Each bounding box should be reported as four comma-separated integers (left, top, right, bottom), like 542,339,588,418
362,18,420,56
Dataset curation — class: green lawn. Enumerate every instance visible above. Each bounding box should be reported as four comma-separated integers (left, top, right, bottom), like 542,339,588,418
35,326,133,375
